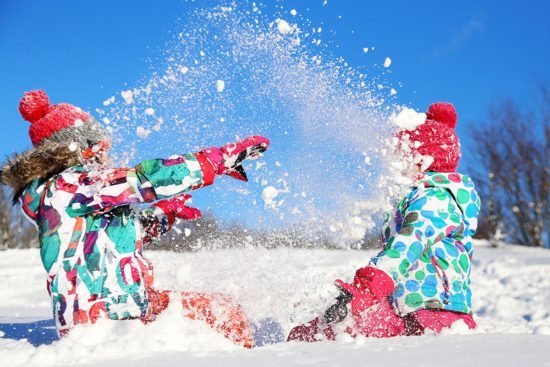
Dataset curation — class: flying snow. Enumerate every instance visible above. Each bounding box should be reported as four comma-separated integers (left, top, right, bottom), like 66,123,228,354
102,2,401,245
391,107,426,130
276,19,293,34
121,90,134,105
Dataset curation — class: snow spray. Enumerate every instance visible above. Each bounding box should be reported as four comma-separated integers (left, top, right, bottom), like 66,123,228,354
99,2,410,247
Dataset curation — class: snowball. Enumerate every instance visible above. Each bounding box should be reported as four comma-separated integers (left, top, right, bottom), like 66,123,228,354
144,108,155,116
391,107,426,130
261,186,279,208
216,80,225,92
383,57,392,68
277,19,293,34
290,9,297,16
362,47,369,53
121,90,134,105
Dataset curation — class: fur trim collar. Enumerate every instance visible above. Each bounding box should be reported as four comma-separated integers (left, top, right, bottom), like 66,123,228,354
0,141,82,203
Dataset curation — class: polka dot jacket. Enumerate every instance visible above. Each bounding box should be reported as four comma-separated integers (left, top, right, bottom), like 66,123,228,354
370,172,480,316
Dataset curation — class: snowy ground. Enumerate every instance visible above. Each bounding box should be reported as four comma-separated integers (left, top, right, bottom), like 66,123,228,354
1,241,549,366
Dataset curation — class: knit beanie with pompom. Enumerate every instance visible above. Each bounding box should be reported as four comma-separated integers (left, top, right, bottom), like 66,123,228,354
399,102,461,172
19,90,109,148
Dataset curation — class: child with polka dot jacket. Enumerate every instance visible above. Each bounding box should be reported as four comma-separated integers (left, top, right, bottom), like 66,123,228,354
288,103,481,341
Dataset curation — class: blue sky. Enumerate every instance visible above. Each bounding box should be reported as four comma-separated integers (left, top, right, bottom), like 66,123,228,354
0,0,548,226
1,0,548,155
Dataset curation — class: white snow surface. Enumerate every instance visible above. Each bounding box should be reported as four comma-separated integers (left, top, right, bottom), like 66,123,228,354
1,241,550,366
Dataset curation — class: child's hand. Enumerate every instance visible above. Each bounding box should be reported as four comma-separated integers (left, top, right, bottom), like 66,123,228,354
201,136,270,182
153,194,202,225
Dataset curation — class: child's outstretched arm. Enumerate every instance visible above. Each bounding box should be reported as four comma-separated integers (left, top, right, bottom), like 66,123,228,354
65,136,269,217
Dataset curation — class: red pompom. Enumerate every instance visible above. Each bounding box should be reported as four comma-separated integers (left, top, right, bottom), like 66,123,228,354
426,102,457,128
19,90,51,124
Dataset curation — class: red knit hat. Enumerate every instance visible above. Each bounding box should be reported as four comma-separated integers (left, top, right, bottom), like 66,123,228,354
401,102,461,172
19,90,108,147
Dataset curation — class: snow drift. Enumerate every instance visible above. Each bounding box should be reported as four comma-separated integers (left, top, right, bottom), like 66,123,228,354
1,241,549,366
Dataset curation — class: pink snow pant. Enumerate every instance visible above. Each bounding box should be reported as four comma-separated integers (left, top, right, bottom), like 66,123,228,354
287,297,476,342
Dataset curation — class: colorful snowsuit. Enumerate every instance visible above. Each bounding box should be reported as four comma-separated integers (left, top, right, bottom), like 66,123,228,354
370,172,480,316
287,171,480,342
20,153,217,335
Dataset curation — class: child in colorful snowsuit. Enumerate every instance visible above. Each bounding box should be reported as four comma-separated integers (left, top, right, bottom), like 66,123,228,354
288,103,481,341
0,90,269,347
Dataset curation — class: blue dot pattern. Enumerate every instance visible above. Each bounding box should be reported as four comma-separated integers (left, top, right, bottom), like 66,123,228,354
371,172,480,316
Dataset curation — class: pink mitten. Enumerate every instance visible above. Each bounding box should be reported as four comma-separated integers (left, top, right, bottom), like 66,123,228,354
334,267,395,316
152,194,202,226
201,136,270,182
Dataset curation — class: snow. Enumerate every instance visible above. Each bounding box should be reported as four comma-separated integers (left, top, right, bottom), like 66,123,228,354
144,108,155,116
384,57,392,67
276,19,293,34
391,107,426,130
102,96,115,106
68,142,78,152
261,186,279,208
1,241,549,366
120,90,134,105
362,47,369,53
136,126,151,138
179,66,189,74
216,80,225,93
290,9,297,16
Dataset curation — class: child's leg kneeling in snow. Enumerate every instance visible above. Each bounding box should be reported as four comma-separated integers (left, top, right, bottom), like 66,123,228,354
348,298,406,338
289,297,476,342
179,291,255,348
351,298,477,337
143,289,255,348
405,309,477,335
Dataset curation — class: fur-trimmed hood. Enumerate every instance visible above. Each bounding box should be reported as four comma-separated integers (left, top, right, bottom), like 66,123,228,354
0,141,82,203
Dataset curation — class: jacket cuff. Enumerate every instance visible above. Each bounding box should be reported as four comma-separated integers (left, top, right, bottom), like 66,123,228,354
355,266,395,299
194,152,217,187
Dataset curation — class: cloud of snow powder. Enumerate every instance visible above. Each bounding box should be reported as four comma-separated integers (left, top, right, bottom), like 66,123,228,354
99,2,409,247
